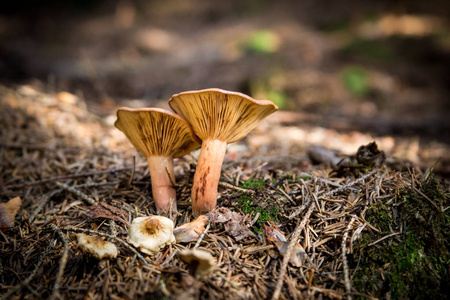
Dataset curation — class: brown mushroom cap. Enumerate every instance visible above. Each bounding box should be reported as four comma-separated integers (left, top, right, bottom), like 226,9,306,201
114,107,201,158
168,88,278,143
178,249,216,279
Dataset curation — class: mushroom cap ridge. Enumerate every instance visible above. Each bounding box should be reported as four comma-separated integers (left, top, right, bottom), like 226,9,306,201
115,107,201,158
168,88,278,143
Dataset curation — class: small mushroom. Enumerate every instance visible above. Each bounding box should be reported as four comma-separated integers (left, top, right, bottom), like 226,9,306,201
0,197,22,229
264,221,306,267
71,233,118,260
174,215,209,243
115,108,201,214
178,249,216,279
169,89,278,215
127,216,176,255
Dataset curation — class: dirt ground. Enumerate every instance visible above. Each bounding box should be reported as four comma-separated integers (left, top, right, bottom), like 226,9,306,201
0,1,449,299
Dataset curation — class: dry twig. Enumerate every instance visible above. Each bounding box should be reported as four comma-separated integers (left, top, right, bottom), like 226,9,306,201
48,223,70,300
194,222,211,250
272,199,316,300
342,216,357,299
29,189,62,223
55,182,97,205
289,169,377,219
5,164,147,189
219,182,256,195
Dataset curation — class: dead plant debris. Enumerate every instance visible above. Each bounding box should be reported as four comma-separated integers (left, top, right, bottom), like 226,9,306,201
0,85,449,299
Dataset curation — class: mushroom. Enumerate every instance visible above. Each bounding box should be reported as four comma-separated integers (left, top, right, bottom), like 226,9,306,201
174,215,209,243
0,197,21,229
127,216,176,255
263,221,306,267
169,88,278,215
115,108,201,214
178,249,216,279
71,233,118,260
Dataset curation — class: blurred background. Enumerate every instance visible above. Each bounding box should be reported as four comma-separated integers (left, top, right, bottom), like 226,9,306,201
1,0,449,174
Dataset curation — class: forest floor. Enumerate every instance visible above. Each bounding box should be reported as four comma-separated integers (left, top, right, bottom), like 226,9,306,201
1,1,450,299
0,84,448,299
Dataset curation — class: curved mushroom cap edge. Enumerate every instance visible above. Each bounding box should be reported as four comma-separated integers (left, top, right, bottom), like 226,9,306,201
115,107,201,158
168,88,278,143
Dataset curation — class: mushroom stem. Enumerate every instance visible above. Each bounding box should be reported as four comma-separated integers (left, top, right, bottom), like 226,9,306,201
192,139,227,216
147,156,177,214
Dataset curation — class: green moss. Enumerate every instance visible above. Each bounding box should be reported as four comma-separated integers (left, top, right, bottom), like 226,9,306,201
365,201,393,233
240,178,267,190
236,194,280,234
350,173,449,299
272,174,309,187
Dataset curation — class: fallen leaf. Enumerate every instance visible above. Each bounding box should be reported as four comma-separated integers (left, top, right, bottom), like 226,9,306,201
174,215,208,243
210,207,256,242
89,203,129,226
0,197,22,229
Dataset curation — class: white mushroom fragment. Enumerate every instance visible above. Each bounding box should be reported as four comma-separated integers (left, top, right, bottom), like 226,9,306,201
127,216,176,255
115,108,200,214
71,233,118,260
0,197,22,229
174,215,209,243
178,249,216,279
169,88,278,215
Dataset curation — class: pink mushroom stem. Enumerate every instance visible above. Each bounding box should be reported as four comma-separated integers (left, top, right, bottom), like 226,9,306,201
147,156,177,214
191,139,227,216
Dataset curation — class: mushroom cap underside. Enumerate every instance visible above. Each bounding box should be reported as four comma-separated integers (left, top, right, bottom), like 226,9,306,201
115,107,201,158
168,88,278,143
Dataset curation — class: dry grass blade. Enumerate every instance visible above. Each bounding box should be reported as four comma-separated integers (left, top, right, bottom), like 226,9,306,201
367,231,401,246
342,216,357,299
